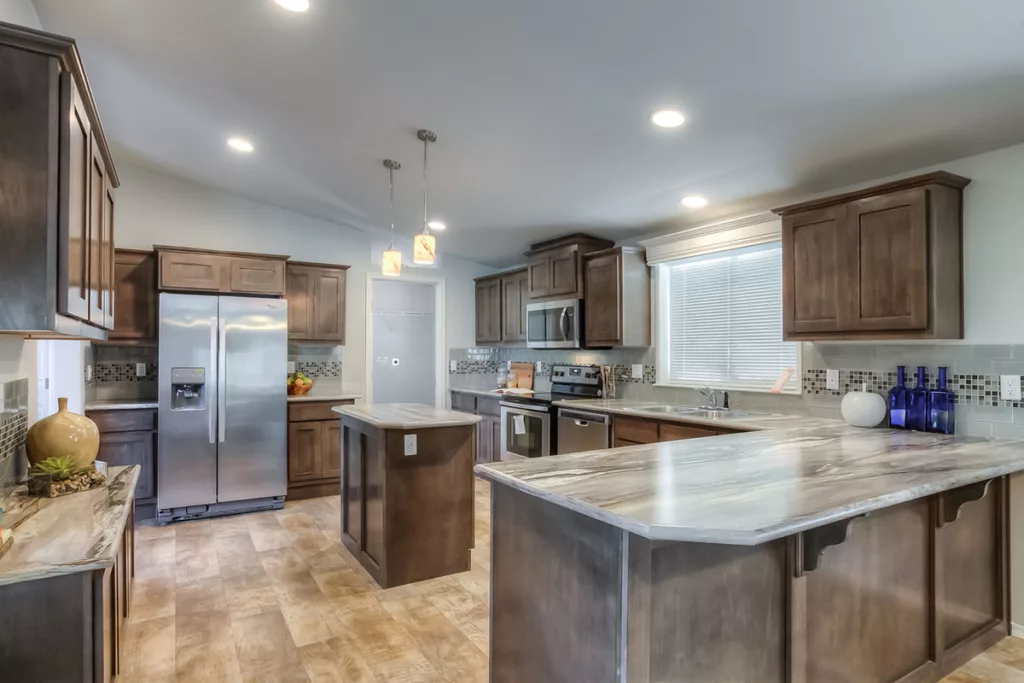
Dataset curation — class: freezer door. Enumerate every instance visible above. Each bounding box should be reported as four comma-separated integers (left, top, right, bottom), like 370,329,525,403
158,293,219,510
217,295,288,503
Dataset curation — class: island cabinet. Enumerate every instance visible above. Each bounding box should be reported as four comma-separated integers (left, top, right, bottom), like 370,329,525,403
87,408,157,520
583,246,651,348
286,261,349,343
451,390,502,463
155,246,289,297
0,466,137,683
773,171,970,341
0,22,118,340
338,404,480,588
474,268,527,346
287,399,354,500
612,414,741,447
524,233,615,301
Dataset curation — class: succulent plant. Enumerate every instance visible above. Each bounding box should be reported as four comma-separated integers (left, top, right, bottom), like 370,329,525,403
31,455,89,481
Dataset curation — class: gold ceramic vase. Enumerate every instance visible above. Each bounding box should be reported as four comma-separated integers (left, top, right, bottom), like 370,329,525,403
26,397,100,469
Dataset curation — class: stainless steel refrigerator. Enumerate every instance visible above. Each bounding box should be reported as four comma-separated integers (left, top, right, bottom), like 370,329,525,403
157,293,288,523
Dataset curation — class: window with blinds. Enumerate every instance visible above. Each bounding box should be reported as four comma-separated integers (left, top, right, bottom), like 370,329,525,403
660,241,799,393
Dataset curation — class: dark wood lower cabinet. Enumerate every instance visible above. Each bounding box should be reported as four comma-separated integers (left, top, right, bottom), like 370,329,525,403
286,399,354,500
451,391,502,463
489,477,1009,683
88,408,157,520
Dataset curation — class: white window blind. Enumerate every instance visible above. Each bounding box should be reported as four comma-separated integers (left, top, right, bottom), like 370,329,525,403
662,241,799,393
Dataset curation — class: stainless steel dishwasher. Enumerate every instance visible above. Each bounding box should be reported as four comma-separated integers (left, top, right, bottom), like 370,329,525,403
556,407,610,454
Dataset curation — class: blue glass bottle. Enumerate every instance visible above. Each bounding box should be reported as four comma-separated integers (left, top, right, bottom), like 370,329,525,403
888,366,908,429
928,366,956,434
907,366,929,432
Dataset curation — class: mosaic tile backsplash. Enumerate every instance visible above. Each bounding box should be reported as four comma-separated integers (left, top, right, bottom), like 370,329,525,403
296,361,342,379
0,378,29,488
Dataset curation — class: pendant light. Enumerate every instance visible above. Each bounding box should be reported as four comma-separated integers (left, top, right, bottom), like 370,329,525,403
382,159,402,277
413,129,438,265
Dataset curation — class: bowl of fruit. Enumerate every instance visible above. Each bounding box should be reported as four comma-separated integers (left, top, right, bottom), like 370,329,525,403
287,371,314,396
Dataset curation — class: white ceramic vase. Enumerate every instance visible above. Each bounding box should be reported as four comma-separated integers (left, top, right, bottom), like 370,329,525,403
841,384,888,428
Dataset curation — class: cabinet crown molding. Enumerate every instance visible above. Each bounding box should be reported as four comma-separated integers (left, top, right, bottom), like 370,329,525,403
772,171,971,216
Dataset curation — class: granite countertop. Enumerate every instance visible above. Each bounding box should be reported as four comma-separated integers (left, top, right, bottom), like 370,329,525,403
84,399,158,411
288,390,362,403
475,422,1024,545
450,387,533,399
551,398,838,431
0,466,139,586
335,403,483,429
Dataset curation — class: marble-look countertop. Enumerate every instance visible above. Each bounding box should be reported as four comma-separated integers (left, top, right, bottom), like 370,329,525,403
0,466,139,586
288,391,362,403
450,387,532,399
84,399,158,411
335,403,483,429
475,422,1024,545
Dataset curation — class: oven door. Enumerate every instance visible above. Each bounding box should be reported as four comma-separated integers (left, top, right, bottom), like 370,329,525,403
526,299,581,349
499,402,551,460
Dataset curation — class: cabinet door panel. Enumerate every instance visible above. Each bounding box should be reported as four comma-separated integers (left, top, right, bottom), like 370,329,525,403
659,422,716,441
314,268,346,342
102,179,116,330
321,419,342,479
96,430,155,501
59,73,91,321
363,432,385,568
584,252,622,346
111,251,157,340
344,425,363,546
229,257,285,295
88,139,106,324
159,251,224,291
288,421,322,482
527,255,551,298
285,266,315,340
848,189,929,331
475,279,502,344
489,416,502,464
782,206,847,335
548,247,579,296
500,270,527,343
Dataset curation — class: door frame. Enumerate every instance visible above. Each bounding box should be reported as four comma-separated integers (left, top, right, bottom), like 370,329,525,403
364,272,446,407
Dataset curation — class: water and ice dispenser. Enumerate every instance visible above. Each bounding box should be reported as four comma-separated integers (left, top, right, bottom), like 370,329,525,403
170,367,207,410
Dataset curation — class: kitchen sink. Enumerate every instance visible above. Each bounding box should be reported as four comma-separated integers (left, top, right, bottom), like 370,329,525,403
623,405,698,415
623,405,749,419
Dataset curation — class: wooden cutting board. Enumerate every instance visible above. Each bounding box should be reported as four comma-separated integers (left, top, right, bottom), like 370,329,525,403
510,362,535,389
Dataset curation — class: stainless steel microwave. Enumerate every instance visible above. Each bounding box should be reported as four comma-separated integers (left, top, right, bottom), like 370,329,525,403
526,298,582,349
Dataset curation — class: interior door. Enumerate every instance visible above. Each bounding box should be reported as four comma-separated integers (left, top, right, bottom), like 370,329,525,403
217,296,288,503
845,189,929,331
59,72,91,321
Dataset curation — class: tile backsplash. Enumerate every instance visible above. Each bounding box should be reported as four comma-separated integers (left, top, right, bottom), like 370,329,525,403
290,344,343,379
0,378,29,489
87,345,158,402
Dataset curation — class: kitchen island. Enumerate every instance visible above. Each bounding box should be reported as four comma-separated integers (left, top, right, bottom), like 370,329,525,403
475,421,1024,683
334,403,481,588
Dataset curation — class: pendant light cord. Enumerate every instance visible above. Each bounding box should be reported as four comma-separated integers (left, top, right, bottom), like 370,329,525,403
422,136,429,235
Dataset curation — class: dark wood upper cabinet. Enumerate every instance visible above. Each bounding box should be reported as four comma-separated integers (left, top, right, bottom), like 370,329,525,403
524,233,614,301
285,261,349,343
774,171,970,341
500,269,528,343
475,277,502,344
108,249,157,343
155,246,289,297
0,23,118,340
583,247,650,347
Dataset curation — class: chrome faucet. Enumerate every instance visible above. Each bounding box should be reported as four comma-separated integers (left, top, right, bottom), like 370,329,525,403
699,387,730,410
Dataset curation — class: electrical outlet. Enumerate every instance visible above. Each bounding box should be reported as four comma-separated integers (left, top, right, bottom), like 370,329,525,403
449,360,457,372
392,358,400,366
86,365,93,382
1001,375,1022,401
287,361,296,374
826,369,840,391
403,434,417,456
136,363,147,378
631,364,643,379
535,361,543,372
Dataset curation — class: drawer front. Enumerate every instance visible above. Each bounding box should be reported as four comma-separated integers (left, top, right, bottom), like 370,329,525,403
613,416,659,444
475,396,501,416
450,391,477,413
159,251,225,292
229,257,285,296
88,409,156,433
659,422,717,442
288,400,351,422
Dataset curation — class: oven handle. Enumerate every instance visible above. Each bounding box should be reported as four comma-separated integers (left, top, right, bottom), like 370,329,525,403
558,408,610,425
500,401,550,414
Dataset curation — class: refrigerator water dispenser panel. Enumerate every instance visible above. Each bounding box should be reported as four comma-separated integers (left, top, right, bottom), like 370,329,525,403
171,367,207,410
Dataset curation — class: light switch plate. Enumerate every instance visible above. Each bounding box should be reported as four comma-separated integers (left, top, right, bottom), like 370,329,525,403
403,434,417,456
1001,375,1022,401
631,364,643,379
287,361,296,374
86,365,93,382
136,363,147,378
535,361,543,372
826,369,840,391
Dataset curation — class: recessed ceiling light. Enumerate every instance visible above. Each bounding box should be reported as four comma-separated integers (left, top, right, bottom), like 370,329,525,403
651,109,686,128
227,137,254,153
274,0,309,11
680,195,708,208
427,221,446,231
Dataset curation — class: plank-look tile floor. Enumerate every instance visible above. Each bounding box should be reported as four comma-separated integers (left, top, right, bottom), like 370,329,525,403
121,479,1020,683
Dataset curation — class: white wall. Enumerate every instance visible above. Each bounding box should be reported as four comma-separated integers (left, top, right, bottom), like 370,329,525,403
114,160,493,398
0,0,40,28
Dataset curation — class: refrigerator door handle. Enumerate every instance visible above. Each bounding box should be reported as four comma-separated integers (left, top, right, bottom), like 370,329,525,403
209,322,217,444
218,319,227,443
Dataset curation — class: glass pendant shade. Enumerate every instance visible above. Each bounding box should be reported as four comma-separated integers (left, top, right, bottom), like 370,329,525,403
382,247,402,277
413,233,436,265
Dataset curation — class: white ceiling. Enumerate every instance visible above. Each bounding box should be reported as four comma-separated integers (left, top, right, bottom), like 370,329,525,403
32,0,1024,267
